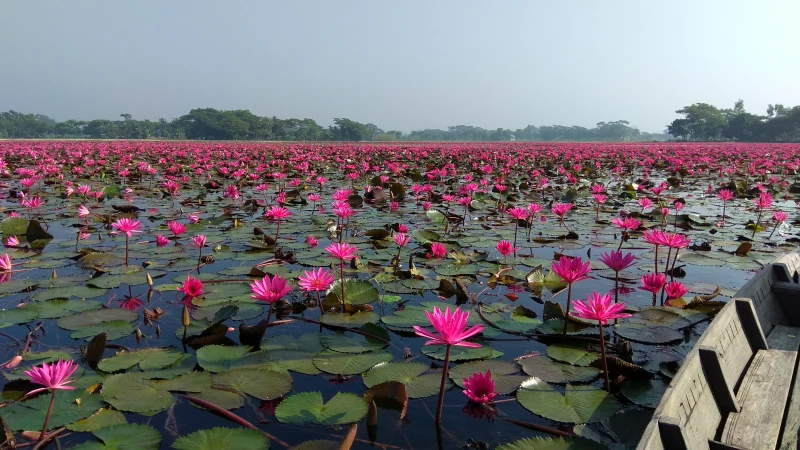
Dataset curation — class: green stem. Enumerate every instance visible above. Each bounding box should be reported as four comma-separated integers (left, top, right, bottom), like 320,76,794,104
599,323,610,392
435,344,451,425
340,260,346,307
38,390,56,443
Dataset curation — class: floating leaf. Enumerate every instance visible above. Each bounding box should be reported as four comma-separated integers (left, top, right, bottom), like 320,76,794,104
620,377,669,409
320,333,387,353
0,307,38,328
362,362,444,398
497,437,606,450
519,356,601,384
313,350,392,375
101,374,173,413
196,345,252,372
421,345,493,362
67,408,127,432
517,378,620,423
98,348,184,372
58,309,138,330
71,424,161,450
613,324,683,345
325,279,379,305
1,390,104,431
546,346,599,367
275,392,368,425
212,368,292,401
449,360,526,394
172,427,269,450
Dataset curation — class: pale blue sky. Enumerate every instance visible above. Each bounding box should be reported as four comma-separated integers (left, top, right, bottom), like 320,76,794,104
1,1,798,132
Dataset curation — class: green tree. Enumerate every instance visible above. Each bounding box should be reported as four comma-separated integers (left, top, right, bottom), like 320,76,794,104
329,118,371,141
668,103,726,141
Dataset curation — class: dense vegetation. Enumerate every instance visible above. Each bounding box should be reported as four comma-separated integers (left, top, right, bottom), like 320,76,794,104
667,100,800,142
3,100,799,142
0,109,668,141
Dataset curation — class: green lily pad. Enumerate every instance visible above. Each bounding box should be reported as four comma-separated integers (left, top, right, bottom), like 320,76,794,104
519,356,601,384
613,324,683,345
325,279,379,305
0,307,38,328
58,308,138,330
320,311,380,327
28,299,102,319
320,333,388,353
212,368,292,401
172,427,269,450
1,390,104,431
98,348,184,373
71,424,161,450
275,391,368,425
196,345,253,372
70,321,136,341
621,377,669,409
188,389,245,411
497,437,606,450
516,378,620,423
547,346,599,367
362,362,444,398
67,408,127,432
312,350,392,375
101,373,173,413
421,345,493,362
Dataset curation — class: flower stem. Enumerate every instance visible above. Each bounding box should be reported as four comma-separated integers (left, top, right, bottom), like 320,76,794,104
435,344,451,425
599,323,610,392
265,302,274,327
124,235,129,266
275,220,281,244
38,390,56,443
769,223,779,239
316,290,324,315
340,260,346,307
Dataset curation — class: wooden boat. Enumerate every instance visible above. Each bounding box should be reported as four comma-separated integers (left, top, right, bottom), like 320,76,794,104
636,252,800,450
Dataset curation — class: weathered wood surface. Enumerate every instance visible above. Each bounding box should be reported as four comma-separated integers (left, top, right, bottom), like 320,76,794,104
721,349,797,450
779,354,800,450
766,324,800,352
636,253,800,450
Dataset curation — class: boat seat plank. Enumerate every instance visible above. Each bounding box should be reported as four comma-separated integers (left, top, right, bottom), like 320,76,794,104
721,349,797,450
767,324,800,352
780,355,800,450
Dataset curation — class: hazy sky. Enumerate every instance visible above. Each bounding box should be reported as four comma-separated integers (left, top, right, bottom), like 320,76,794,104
2,1,799,132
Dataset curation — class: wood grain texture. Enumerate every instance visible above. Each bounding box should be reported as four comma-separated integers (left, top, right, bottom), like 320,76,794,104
722,349,797,450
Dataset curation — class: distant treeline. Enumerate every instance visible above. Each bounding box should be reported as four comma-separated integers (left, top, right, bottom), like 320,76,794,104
5,101,799,142
668,100,800,142
0,108,670,142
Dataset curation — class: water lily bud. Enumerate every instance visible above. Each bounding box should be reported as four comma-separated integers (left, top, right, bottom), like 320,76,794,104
146,272,153,287
156,325,161,339
181,305,191,327
5,355,22,369
51,270,57,279
135,328,143,343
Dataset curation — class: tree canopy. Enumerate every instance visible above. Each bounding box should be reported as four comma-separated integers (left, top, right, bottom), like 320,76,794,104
668,100,800,142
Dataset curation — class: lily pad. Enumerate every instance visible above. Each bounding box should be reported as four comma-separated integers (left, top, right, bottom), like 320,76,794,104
320,333,388,353
1,390,104,431
212,368,292,401
362,362,444,398
71,424,161,450
547,346,599,367
312,350,392,375
101,373,173,413
275,391,368,425
621,377,669,409
516,377,621,423
325,279,380,305
98,348,184,373
519,356,601,384
172,427,269,450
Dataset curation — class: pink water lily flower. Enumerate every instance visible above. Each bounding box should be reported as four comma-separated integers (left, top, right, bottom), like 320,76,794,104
551,256,591,284
429,242,447,258
0,254,12,272
393,234,411,247
155,235,169,247
598,250,635,273
190,235,206,248
325,242,358,261
413,306,484,348
24,359,79,397
639,273,666,293
4,237,18,248
462,370,497,404
250,274,293,303
77,205,90,217
664,281,688,299
167,221,187,236
110,218,142,237
298,268,335,293
571,291,632,325
496,240,516,258
178,275,204,298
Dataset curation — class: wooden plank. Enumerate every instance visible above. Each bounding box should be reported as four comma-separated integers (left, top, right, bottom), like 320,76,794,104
735,298,769,352
699,346,739,413
766,324,800,352
721,349,797,450
779,355,800,450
